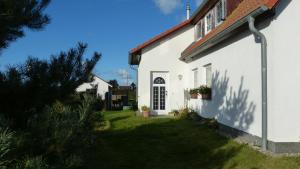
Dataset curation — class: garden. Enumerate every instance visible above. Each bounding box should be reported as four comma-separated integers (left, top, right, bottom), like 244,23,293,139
84,110,300,169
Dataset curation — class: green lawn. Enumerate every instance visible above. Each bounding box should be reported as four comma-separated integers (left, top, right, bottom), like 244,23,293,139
84,111,300,169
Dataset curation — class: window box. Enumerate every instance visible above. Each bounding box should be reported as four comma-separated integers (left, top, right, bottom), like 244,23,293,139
200,93,212,100
190,93,199,99
189,88,199,99
199,85,212,100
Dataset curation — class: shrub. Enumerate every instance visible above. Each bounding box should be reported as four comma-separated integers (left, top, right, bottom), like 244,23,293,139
189,88,199,95
23,156,49,169
0,127,15,168
188,109,201,121
64,154,83,169
178,108,189,118
141,106,150,112
169,110,180,116
0,43,101,129
198,85,211,95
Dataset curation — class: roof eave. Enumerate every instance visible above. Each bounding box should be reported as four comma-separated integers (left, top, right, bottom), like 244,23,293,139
180,6,269,62
128,52,141,65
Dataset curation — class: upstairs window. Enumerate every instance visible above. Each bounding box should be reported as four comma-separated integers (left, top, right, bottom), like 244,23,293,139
195,19,205,40
205,11,213,34
215,1,223,26
194,0,227,40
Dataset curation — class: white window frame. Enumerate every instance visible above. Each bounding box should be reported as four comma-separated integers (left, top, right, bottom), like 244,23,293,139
205,10,213,34
195,19,204,41
203,64,212,87
192,68,199,88
214,1,223,27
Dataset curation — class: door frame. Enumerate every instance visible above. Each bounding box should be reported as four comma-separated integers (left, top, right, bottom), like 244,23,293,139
150,71,169,115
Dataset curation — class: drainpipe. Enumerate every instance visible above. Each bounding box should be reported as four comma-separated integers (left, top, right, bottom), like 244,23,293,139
248,16,268,151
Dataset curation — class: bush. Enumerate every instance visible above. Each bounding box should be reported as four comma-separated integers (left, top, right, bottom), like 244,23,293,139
0,43,101,129
23,156,49,169
198,85,211,95
141,106,150,112
169,110,180,116
0,127,15,168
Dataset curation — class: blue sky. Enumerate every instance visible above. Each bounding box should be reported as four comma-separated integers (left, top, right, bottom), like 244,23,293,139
0,0,202,85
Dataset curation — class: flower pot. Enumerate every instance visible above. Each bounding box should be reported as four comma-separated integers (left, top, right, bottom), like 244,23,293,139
201,93,211,100
143,111,150,118
190,93,198,99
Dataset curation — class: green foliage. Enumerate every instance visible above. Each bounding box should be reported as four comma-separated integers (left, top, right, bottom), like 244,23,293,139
64,154,83,169
0,0,51,50
0,127,15,168
198,85,211,95
190,86,212,95
12,95,101,169
108,79,119,89
189,88,199,94
141,105,150,112
0,43,101,128
169,110,180,116
23,156,49,169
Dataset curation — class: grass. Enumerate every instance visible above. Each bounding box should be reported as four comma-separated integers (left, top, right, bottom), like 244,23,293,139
84,110,300,169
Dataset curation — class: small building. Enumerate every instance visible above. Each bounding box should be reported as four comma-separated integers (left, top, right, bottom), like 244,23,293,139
129,0,300,153
76,75,112,100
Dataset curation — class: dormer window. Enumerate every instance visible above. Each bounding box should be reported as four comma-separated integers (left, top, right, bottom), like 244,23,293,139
194,0,227,41
195,19,205,40
215,1,223,26
205,11,213,34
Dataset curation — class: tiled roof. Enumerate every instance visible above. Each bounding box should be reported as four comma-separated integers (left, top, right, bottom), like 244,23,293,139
180,0,279,60
130,19,192,54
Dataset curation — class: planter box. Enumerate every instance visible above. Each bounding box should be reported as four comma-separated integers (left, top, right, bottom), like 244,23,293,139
201,93,212,100
190,93,198,99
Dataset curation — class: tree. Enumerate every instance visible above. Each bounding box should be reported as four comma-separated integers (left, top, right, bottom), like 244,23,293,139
0,0,51,50
109,79,119,89
130,82,136,90
0,43,101,128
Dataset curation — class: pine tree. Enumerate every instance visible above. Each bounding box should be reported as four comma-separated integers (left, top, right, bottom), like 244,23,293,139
0,0,51,50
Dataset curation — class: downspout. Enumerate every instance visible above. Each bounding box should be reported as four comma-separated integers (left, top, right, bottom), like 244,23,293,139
248,16,268,151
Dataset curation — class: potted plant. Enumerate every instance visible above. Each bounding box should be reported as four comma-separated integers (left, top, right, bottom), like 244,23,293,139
141,105,150,118
199,85,212,100
189,88,199,99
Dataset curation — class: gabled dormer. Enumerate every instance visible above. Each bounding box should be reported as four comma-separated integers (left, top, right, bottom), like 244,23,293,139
194,0,226,41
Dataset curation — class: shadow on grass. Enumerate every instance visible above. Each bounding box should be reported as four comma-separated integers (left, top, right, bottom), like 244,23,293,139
85,115,245,169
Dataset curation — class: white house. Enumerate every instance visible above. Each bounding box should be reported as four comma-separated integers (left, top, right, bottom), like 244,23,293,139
129,0,300,153
76,75,112,100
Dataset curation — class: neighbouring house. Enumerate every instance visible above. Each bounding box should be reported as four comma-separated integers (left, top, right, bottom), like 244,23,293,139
109,85,137,110
76,75,112,100
129,0,300,153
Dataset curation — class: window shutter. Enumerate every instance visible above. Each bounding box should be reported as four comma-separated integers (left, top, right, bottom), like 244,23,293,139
221,0,227,20
212,10,215,29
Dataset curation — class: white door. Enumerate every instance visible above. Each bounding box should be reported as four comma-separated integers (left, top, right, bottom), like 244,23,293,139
151,72,169,115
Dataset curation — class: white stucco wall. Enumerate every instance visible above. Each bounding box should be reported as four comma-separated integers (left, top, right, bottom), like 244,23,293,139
76,76,111,99
266,0,300,142
188,0,300,143
138,26,194,114
136,0,300,142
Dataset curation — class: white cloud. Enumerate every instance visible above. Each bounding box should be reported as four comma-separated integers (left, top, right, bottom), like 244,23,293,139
154,0,182,15
194,0,203,7
116,69,133,85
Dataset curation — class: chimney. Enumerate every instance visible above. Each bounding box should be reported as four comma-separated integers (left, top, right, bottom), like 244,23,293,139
186,1,191,20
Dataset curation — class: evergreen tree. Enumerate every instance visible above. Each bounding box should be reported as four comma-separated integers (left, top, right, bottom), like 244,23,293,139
0,43,101,128
109,79,119,89
0,0,50,50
